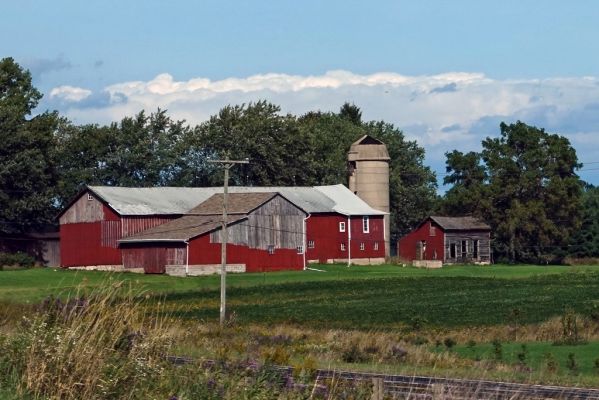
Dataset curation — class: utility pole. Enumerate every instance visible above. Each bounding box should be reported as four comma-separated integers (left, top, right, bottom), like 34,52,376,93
208,157,249,327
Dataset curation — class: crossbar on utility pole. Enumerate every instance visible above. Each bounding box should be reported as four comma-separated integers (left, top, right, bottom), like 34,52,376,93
207,157,249,327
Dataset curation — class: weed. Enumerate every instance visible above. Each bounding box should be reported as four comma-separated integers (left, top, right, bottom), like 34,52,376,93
566,353,579,375
341,341,368,363
556,309,585,345
492,339,503,361
516,344,528,365
544,352,559,374
444,337,456,350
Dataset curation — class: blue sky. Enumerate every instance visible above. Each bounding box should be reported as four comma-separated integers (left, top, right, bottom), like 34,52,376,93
3,1,599,185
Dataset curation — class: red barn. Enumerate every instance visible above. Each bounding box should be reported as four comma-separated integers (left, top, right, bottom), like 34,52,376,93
58,186,215,270
59,184,386,273
119,192,306,274
398,216,491,265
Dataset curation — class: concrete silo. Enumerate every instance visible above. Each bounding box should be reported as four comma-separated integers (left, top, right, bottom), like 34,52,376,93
347,135,391,257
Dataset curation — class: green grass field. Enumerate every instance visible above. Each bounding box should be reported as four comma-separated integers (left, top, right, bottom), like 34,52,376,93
3,264,599,329
4,264,599,386
2,263,598,301
451,341,599,377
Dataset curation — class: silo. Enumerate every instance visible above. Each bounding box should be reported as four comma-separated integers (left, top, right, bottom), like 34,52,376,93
348,135,391,256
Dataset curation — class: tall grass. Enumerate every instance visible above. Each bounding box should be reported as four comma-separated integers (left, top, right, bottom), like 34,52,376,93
0,281,173,399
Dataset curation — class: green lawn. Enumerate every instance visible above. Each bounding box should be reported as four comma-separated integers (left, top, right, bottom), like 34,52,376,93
3,264,599,329
451,341,599,377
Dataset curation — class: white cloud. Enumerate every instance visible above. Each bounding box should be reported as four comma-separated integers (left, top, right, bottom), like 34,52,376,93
49,85,92,102
49,70,599,184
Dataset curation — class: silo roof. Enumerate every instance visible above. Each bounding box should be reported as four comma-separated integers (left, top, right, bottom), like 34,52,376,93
348,135,390,161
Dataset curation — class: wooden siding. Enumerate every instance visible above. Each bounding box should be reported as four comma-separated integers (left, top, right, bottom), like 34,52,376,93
306,214,385,263
189,234,303,272
122,244,186,274
398,220,445,262
59,192,105,224
444,231,491,264
210,195,305,250
121,216,176,237
60,190,177,267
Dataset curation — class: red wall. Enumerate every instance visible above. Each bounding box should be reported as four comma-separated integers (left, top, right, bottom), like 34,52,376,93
60,222,122,266
122,243,186,273
188,234,303,272
398,219,445,262
60,202,177,267
306,214,385,263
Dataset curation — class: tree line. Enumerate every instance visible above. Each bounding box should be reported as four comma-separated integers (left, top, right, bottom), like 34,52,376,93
1,57,596,263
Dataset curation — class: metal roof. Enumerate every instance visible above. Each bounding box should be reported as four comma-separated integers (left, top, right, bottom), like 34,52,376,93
88,184,385,216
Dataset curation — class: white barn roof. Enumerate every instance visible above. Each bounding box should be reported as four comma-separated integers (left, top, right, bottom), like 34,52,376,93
87,184,386,217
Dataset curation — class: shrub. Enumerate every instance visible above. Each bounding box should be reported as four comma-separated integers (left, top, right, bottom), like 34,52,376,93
0,252,35,269
555,309,585,345
443,337,456,350
340,342,368,363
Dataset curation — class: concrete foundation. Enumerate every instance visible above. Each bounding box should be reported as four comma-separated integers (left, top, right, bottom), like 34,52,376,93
165,264,246,277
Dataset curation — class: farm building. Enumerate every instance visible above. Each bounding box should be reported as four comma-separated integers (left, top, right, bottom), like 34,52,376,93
398,216,491,265
59,184,387,273
0,228,60,266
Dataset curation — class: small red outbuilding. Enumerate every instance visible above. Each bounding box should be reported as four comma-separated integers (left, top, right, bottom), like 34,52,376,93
398,216,491,264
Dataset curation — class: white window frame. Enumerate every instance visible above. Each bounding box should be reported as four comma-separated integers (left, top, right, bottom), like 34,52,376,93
308,240,315,249
340,243,346,251
362,216,369,233
296,245,304,254
339,221,346,232
360,242,365,251
430,223,436,236
268,245,275,255
87,193,94,201
374,242,379,251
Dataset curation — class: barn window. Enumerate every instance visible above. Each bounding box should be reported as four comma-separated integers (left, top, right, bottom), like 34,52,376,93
268,245,275,255
362,216,369,233
87,193,93,201
374,242,379,251
340,243,346,251
308,240,315,249
461,240,467,258
473,240,479,258
430,223,436,236
360,242,365,251
450,243,456,259
296,245,304,254
339,221,346,232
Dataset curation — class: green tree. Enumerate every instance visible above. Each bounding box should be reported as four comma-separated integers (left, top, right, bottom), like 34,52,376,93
196,101,310,186
441,121,582,263
55,123,117,205
297,111,364,185
568,184,599,258
338,102,362,125
0,57,61,234
441,150,488,217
